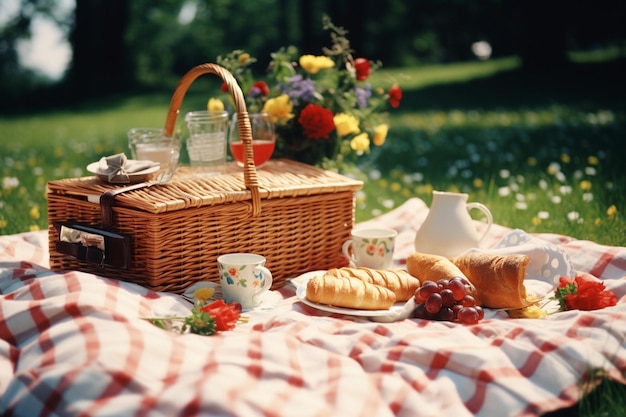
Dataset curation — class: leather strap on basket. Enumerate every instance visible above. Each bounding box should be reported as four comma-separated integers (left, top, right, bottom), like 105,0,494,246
164,63,261,217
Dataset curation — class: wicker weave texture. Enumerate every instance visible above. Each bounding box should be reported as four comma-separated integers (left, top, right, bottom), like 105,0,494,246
48,184,357,292
47,63,363,293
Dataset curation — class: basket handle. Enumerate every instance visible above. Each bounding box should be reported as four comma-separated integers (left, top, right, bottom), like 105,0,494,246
163,63,261,216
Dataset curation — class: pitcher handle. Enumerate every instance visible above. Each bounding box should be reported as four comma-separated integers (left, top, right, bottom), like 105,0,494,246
466,202,493,244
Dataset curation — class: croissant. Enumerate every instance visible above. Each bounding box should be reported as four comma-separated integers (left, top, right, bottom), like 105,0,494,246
306,273,396,310
451,253,531,309
328,267,421,302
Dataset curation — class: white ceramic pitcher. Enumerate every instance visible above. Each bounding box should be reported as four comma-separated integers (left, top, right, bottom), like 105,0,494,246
414,191,493,258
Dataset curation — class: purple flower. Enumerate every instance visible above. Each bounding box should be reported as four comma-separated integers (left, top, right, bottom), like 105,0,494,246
355,84,372,108
277,75,316,106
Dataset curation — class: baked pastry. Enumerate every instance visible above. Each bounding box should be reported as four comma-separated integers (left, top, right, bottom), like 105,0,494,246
406,252,468,283
406,252,482,304
328,267,421,302
305,267,420,310
306,273,396,310
407,251,532,309
451,252,532,309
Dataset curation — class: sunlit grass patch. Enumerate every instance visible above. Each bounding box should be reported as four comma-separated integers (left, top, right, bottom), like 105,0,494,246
1,141,122,235
358,103,625,245
1,59,625,248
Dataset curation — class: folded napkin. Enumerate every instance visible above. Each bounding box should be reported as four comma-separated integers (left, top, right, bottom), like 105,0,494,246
97,154,159,183
463,228,575,286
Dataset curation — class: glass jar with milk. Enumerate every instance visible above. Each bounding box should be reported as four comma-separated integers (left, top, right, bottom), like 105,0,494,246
127,127,180,183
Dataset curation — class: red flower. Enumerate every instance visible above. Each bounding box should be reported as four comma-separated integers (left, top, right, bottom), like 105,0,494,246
199,299,242,331
554,274,618,312
388,84,402,108
221,82,229,93
249,81,270,98
298,104,335,140
354,58,371,81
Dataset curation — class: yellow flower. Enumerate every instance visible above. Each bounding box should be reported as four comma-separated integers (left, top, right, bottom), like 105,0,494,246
299,55,334,74
417,184,434,195
588,155,599,165
29,205,40,220
579,180,592,191
262,94,294,123
350,132,370,152
507,304,548,319
238,53,251,65
194,287,215,303
0,219,7,229
607,204,617,218
373,124,389,146
207,98,225,111
560,153,571,163
473,178,483,188
334,113,360,137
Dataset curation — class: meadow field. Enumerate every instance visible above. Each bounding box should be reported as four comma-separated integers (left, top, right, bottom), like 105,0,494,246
0,54,625,415
1,55,624,246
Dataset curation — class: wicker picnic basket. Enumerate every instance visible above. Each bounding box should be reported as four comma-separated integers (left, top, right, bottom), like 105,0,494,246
47,63,363,293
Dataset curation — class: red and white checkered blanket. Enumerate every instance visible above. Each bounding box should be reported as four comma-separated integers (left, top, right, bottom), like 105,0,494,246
1,198,625,416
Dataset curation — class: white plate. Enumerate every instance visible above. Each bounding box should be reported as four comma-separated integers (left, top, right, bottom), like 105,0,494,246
87,161,160,184
292,271,410,318
292,271,557,320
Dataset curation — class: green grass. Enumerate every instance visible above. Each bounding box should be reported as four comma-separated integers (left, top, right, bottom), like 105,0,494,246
2,56,625,244
0,54,625,416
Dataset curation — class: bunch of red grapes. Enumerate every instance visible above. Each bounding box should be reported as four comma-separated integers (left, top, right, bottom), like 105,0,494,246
413,276,485,324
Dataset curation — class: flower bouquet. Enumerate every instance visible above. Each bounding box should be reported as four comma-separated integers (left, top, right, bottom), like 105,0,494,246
212,15,402,170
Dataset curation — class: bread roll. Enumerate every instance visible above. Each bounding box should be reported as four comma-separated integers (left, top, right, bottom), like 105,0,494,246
406,252,482,304
451,253,531,309
328,267,420,302
306,273,396,310
406,252,468,282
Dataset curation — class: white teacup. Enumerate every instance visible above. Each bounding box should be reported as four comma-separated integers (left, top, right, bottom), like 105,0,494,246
342,228,397,269
217,253,273,309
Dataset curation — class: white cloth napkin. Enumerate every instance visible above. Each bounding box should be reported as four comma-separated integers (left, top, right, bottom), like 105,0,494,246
97,153,159,183
463,228,575,286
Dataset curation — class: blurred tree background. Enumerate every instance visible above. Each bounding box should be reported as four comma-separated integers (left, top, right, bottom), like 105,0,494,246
1,0,625,113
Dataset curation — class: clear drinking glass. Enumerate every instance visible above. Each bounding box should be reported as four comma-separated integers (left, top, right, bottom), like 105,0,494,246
185,110,229,176
228,113,276,167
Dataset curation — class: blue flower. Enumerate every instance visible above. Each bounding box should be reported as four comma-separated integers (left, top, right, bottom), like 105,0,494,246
277,75,317,106
355,84,372,108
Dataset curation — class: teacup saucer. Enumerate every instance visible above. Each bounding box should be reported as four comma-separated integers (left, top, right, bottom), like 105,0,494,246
181,281,281,312
246,290,282,312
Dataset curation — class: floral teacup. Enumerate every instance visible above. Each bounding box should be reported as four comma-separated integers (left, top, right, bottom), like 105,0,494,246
342,228,397,270
217,253,273,309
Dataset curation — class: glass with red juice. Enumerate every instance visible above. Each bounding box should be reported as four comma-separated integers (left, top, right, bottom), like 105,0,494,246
229,113,275,167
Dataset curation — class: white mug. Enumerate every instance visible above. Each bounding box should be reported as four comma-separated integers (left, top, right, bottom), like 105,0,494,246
217,253,273,309
342,228,397,269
